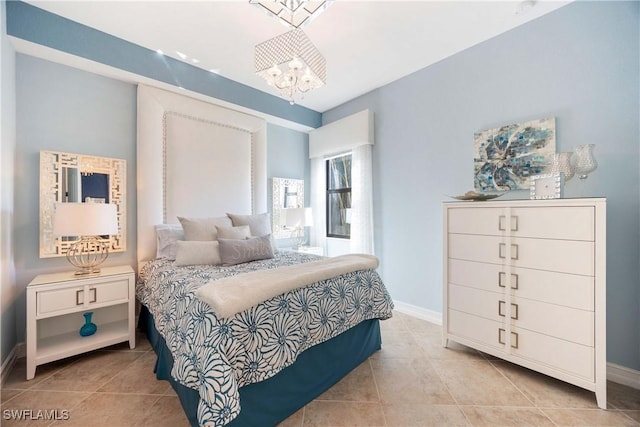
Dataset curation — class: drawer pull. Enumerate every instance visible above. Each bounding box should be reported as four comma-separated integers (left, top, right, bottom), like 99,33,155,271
498,243,506,259
89,287,97,303
498,300,506,317
511,303,519,320
511,273,519,290
510,244,519,260
511,332,519,349
498,215,506,231
75,289,83,306
498,272,506,288
498,328,506,345
511,216,518,231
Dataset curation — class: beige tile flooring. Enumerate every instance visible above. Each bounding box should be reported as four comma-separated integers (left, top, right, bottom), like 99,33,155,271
3,311,640,426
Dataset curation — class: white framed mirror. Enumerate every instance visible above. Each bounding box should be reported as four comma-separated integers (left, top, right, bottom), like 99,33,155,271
40,150,126,258
272,177,304,239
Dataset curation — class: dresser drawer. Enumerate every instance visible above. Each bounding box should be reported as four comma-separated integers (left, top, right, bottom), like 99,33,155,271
513,297,594,346
448,309,506,351
449,284,503,321
449,234,594,276
36,278,129,317
448,259,504,293
513,267,594,310
447,206,594,241
512,327,594,381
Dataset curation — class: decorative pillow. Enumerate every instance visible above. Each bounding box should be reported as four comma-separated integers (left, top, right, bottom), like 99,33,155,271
174,241,221,266
178,216,232,241
218,234,275,266
215,225,251,240
155,224,184,260
226,213,271,237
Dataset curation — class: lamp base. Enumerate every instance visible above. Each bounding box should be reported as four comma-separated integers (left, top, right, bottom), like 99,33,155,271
66,236,109,276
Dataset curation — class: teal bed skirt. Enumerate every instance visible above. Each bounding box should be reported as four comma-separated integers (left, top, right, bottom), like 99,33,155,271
139,305,382,427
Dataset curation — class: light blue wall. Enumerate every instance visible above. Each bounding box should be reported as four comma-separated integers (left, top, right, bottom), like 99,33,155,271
324,1,640,370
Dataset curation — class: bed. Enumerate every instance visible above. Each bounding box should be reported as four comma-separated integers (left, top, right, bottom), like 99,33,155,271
135,86,393,426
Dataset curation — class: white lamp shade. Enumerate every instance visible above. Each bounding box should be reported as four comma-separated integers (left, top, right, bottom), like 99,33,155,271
283,207,313,228
53,203,118,236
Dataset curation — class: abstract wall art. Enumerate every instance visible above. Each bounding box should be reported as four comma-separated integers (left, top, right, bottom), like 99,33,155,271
474,117,556,192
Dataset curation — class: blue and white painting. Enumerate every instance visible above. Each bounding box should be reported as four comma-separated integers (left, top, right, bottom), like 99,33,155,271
474,117,556,192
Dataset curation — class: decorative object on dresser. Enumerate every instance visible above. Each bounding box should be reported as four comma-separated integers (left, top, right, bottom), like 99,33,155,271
529,173,565,200
79,311,97,337
443,198,606,408
53,202,119,275
474,117,556,192
572,144,598,180
549,151,575,181
26,265,136,380
40,150,126,259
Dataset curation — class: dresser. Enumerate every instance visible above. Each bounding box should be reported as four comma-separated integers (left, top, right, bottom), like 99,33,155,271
443,198,606,408
26,265,136,380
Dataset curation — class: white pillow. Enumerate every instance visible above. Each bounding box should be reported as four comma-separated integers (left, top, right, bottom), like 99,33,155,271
178,216,232,241
155,224,184,260
215,225,251,240
226,213,272,237
174,241,221,266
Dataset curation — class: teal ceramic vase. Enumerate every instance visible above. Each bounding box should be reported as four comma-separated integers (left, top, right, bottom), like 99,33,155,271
79,312,97,337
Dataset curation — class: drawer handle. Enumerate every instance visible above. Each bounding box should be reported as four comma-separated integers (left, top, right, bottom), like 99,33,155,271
498,300,506,317
498,272,506,288
511,244,519,260
511,273,519,290
511,216,518,231
75,289,83,306
511,332,519,349
511,303,519,320
498,243,506,259
498,328,506,345
498,215,506,231
89,287,97,303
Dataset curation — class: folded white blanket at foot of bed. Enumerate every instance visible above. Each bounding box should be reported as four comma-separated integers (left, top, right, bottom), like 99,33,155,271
195,253,380,318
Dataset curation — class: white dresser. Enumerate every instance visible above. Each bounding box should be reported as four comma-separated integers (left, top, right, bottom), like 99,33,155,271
443,198,606,408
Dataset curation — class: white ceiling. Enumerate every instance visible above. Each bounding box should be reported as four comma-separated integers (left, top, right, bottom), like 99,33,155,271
26,0,571,113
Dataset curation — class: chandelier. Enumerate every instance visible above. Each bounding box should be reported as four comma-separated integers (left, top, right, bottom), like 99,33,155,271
249,0,333,29
255,28,326,105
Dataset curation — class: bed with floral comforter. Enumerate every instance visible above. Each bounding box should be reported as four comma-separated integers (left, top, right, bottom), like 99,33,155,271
137,250,394,426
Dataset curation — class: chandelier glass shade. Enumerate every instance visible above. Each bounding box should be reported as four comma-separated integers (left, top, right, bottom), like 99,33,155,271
255,29,326,105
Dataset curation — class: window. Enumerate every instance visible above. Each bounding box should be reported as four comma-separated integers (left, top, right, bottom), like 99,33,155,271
326,154,352,238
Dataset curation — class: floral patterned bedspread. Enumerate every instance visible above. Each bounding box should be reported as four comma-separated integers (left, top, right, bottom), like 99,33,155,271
136,251,394,426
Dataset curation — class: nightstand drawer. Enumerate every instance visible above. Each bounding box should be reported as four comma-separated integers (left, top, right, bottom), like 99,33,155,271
36,278,129,317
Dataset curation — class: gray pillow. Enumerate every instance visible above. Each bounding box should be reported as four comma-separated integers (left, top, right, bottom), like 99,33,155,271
215,225,251,240
218,235,275,266
178,216,232,241
226,213,271,237
174,241,221,266
155,224,184,260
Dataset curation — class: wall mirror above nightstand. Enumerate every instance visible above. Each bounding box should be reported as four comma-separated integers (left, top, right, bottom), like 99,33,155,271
272,177,304,239
39,150,126,258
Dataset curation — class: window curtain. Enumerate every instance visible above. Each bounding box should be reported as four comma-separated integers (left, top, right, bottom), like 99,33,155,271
350,144,374,254
309,157,327,252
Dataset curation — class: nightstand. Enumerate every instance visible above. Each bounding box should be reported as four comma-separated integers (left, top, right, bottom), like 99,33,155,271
26,265,135,380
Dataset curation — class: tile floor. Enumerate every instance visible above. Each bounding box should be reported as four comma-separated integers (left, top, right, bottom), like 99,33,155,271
2,311,640,426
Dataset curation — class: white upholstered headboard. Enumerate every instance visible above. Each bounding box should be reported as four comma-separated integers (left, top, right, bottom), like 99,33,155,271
136,85,267,266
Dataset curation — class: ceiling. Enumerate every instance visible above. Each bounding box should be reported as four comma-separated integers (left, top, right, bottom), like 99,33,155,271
26,0,571,113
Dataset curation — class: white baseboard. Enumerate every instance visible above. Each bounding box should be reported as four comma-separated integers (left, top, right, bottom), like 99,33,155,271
393,300,442,325
608,362,640,389
1,343,24,386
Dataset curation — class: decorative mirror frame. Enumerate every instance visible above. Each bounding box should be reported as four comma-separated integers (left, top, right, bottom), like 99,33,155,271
272,177,304,239
40,150,127,258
